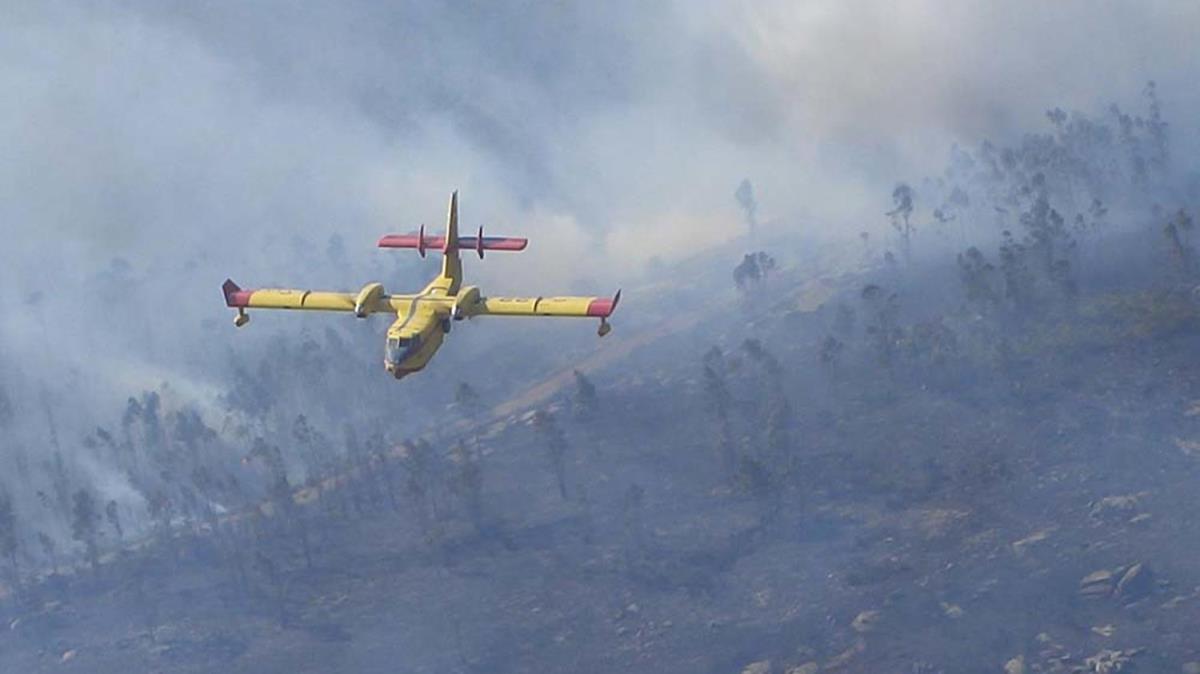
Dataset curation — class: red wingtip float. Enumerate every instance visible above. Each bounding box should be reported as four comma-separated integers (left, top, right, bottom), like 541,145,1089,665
588,290,620,336
221,279,243,306
222,279,253,326
225,192,619,379
586,289,621,318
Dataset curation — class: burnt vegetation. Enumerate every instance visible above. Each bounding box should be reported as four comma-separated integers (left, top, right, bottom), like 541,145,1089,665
1,86,1200,672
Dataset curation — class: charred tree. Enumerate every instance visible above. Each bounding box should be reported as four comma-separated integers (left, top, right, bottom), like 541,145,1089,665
450,444,485,535
0,491,19,590
531,410,570,501
701,349,737,481
572,369,599,420
71,488,100,572
36,532,57,576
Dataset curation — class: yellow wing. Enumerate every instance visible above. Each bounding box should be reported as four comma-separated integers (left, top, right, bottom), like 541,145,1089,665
225,287,356,311
222,279,417,318
476,292,620,318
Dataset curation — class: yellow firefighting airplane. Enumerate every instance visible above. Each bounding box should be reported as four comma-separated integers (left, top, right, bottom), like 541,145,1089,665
222,192,620,379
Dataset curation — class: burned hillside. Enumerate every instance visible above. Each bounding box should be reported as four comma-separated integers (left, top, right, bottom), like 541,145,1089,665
0,83,1199,674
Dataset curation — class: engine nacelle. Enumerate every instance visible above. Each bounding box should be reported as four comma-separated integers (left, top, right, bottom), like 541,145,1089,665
452,285,481,320
354,282,385,317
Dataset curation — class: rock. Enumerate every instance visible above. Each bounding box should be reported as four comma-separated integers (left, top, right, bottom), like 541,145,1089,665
1080,569,1115,598
1083,648,1139,673
971,578,999,601
1162,594,1190,609
1012,529,1053,556
754,589,772,608
1176,437,1200,457
1033,633,1069,662
741,660,771,674
851,609,881,633
1116,562,1154,602
914,507,969,540
1004,655,1025,674
786,663,819,674
824,640,864,669
1089,494,1142,520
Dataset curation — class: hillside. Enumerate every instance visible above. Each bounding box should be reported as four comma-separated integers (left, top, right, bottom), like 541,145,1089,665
3,88,1200,674
5,248,1200,673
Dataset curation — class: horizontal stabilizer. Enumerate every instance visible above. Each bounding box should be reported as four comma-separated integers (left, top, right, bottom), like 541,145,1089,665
458,236,529,251
378,225,528,258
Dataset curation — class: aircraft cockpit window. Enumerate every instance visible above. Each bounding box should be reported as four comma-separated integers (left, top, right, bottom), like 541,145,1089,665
385,336,420,363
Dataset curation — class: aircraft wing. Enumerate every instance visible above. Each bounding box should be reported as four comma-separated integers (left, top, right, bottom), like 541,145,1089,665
222,279,421,316
223,279,358,312
477,291,620,318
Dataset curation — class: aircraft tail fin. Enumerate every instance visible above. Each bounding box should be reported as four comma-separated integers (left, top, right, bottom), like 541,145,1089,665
440,191,462,287
443,190,459,255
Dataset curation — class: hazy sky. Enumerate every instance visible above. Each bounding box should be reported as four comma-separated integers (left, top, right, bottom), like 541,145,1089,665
1,0,1197,400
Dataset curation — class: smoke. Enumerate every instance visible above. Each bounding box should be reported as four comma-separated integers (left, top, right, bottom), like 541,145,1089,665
4,3,1198,266
0,0,1198,485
